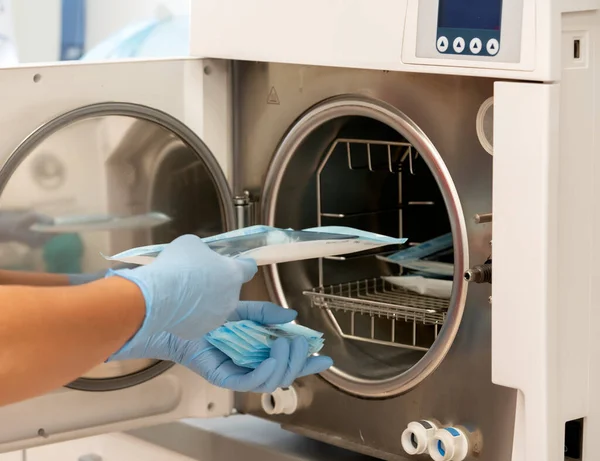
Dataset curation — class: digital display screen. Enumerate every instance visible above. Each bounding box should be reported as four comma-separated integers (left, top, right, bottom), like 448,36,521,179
438,0,503,30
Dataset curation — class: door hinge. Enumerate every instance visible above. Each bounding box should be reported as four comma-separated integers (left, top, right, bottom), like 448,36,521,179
233,190,258,229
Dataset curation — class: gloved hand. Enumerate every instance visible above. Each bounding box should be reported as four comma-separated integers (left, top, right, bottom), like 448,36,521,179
110,301,334,393
0,211,53,248
108,234,257,342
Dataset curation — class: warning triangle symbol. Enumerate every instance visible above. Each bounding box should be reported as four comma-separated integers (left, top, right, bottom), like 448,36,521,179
267,87,280,105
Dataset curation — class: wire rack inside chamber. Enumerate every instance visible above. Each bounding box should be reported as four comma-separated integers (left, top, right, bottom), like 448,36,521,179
304,137,451,352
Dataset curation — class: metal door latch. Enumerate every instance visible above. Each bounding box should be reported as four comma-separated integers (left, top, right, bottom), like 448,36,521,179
233,190,258,228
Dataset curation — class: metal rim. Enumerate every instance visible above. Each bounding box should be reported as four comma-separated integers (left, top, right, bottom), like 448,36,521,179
261,95,469,398
0,101,236,392
66,361,176,392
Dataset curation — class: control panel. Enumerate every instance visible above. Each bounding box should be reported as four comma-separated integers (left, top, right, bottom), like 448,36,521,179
415,0,524,63
436,0,502,57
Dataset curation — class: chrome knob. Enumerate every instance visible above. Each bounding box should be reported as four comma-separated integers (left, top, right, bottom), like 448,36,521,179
473,213,492,224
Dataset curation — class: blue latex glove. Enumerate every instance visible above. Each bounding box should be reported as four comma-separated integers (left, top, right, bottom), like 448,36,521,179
109,234,257,342
110,301,334,393
0,211,53,248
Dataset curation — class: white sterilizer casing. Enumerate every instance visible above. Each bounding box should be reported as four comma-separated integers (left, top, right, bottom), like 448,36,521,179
0,1,596,461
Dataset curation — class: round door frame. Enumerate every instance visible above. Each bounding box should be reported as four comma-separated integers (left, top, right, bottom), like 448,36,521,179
261,95,469,398
0,102,236,392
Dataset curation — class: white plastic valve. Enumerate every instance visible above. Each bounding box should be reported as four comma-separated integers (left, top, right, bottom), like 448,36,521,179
428,427,469,461
401,420,439,455
261,387,299,415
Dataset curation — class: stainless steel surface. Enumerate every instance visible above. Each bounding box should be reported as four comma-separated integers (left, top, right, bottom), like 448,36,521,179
233,61,516,460
0,102,235,391
129,416,378,461
262,95,465,396
304,279,446,352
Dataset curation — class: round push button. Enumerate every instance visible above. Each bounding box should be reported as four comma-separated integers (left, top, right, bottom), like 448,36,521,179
470,38,482,54
437,36,449,53
453,37,465,53
486,38,499,55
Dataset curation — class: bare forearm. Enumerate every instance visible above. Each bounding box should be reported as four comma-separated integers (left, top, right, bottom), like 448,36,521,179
0,277,145,406
0,269,70,287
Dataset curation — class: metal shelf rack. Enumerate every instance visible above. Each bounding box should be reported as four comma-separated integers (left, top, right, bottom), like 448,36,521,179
304,278,449,351
311,136,451,352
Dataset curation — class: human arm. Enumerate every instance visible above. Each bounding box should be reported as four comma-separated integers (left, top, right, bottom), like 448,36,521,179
0,264,134,287
0,235,257,406
0,269,71,286
0,235,331,407
0,277,145,406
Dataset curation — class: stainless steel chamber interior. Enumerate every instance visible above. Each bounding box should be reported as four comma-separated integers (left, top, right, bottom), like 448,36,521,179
262,96,469,398
0,102,235,391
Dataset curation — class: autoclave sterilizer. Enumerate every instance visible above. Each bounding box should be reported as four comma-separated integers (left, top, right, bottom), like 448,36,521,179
0,1,598,461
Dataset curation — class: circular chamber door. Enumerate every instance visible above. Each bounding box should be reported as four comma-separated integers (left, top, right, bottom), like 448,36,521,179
0,102,235,391
262,96,469,398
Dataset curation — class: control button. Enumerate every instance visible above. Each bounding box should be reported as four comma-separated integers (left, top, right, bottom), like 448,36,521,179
437,36,449,53
453,37,465,53
486,38,499,55
470,38,482,54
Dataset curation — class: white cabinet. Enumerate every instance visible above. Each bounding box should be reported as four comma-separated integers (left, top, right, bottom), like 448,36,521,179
26,434,197,461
